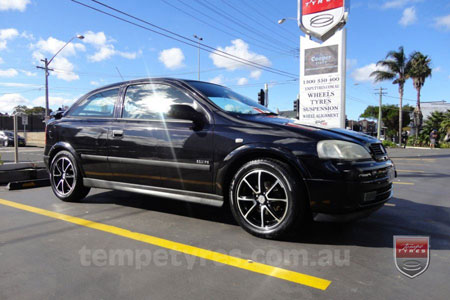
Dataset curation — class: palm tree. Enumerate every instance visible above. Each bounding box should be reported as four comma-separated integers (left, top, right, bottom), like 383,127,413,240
407,51,432,140
371,46,409,144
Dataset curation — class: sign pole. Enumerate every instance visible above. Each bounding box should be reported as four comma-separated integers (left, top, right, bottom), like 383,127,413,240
13,114,19,163
340,28,347,128
22,114,28,144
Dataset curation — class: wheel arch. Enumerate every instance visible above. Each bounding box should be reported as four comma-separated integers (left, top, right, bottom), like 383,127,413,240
48,142,85,176
216,144,311,203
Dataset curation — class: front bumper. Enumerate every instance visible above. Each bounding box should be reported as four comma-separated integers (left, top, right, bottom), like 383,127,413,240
305,159,395,217
44,155,50,170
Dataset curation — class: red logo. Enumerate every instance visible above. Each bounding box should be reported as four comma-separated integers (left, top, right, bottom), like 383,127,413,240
394,236,430,278
302,0,344,15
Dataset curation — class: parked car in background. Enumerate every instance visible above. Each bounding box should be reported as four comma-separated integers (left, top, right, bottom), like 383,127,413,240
0,130,26,147
44,78,395,239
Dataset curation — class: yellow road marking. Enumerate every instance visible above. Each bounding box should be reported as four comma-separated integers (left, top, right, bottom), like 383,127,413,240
393,158,435,161
393,182,415,185
384,203,396,207
393,163,426,166
0,198,331,290
396,170,424,173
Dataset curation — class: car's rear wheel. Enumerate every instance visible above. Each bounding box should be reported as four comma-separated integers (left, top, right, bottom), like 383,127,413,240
50,150,90,202
229,159,307,239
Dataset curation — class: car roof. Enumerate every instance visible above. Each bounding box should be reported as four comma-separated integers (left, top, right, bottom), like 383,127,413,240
88,78,226,94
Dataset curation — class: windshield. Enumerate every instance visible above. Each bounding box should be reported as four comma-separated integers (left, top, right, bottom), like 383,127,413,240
4,131,13,137
188,81,276,115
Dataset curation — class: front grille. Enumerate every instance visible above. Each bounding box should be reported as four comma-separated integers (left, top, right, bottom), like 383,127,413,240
369,143,385,156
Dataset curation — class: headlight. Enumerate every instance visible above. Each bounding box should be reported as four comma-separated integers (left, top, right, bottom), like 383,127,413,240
317,140,372,160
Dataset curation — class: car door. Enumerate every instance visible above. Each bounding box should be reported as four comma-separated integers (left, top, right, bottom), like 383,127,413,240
108,82,214,194
62,87,121,180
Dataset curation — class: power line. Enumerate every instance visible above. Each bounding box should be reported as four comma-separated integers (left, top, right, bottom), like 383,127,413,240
347,94,414,113
0,88,43,96
83,0,297,78
352,82,417,103
220,0,298,42
164,0,297,57
259,0,301,37
229,79,298,88
194,0,296,51
241,0,300,40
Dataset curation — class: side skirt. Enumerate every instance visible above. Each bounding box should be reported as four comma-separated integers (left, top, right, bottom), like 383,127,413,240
83,178,223,207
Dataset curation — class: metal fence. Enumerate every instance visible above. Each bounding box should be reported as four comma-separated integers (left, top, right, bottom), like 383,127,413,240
0,115,46,132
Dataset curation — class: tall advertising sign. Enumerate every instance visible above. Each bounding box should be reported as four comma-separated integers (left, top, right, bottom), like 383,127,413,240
299,30,346,128
297,0,349,128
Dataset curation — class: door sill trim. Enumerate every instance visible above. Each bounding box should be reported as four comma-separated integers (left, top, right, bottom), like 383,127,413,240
83,178,223,207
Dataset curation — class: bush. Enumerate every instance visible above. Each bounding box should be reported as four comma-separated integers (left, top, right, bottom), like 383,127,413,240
382,140,397,148
417,110,450,145
440,143,450,149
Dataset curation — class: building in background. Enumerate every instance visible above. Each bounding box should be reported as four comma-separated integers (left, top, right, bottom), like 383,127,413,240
420,101,450,119
346,119,377,136
410,100,450,136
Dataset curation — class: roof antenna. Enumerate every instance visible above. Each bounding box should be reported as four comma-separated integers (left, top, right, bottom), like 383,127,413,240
115,66,125,81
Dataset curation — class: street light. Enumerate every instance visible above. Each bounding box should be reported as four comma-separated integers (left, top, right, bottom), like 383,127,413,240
277,17,296,25
193,34,203,80
37,34,84,118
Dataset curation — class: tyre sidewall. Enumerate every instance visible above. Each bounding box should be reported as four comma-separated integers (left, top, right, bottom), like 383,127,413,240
229,159,304,239
50,150,86,202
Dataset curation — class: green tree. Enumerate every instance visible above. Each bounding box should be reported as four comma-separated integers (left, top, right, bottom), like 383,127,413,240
13,105,28,114
360,104,413,139
371,46,410,142
407,51,432,140
27,106,46,115
12,105,47,115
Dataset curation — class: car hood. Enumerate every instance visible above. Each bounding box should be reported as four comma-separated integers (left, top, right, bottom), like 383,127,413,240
239,114,380,144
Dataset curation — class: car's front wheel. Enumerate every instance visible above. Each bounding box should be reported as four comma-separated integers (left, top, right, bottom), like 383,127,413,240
229,159,308,239
50,150,90,202
3,140,9,147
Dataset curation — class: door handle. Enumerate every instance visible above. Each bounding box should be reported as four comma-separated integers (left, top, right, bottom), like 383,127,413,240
112,130,123,137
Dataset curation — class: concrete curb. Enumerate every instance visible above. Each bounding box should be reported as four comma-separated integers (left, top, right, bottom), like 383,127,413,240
0,161,46,171
7,178,50,190
0,167,49,185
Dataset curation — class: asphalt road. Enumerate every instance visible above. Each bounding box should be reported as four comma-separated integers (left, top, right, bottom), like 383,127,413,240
0,148,449,299
0,146,44,163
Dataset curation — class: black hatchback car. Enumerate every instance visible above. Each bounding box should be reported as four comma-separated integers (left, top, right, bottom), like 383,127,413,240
44,78,395,238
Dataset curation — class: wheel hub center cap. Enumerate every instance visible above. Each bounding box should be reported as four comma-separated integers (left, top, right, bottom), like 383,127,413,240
257,195,266,204
62,173,66,179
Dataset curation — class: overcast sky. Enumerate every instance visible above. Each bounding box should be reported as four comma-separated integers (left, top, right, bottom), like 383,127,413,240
0,0,449,119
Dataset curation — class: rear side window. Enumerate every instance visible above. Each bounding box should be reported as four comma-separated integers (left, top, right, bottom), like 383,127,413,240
70,88,119,117
123,83,193,120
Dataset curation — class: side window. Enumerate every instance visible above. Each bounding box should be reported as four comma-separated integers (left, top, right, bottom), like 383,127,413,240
70,88,119,117
123,83,194,120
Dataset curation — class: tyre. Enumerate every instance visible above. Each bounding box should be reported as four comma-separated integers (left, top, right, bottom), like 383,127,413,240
229,159,308,239
3,140,9,147
50,150,90,202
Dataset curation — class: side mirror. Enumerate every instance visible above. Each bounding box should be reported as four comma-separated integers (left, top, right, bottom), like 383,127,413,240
168,104,205,129
50,110,65,120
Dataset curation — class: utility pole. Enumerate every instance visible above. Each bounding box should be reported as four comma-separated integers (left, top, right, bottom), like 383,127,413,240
193,35,203,80
36,58,53,119
264,83,269,107
36,35,84,119
374,87,387,140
